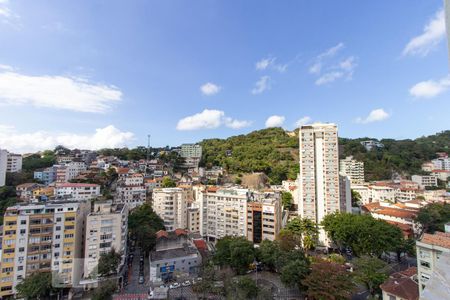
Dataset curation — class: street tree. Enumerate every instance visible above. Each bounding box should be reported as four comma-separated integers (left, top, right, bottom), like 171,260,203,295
16,272,57,299
213,236,255,274
281,192,293,210
302,261,356,300
98,248,122,277
353,256,389,296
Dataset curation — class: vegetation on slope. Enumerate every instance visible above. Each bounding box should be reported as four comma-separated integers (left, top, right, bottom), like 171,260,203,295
200,129,450,184
200,127,299,184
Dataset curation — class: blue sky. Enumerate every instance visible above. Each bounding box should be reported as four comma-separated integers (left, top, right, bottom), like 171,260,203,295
0,0,448,153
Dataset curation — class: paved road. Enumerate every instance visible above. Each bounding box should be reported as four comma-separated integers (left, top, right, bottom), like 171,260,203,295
122,249,150,295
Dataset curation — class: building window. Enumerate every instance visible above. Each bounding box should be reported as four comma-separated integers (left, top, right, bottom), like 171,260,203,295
420,261,430,268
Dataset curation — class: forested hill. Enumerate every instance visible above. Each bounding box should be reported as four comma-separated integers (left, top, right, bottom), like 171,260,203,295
199,128,450,184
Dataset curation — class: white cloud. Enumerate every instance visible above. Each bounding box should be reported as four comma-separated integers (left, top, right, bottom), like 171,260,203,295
0,125,134,153
295,116,312,127
355,109,390,124
409,75,450,98
224,118,252,129
0,0,20,27
251,76,271,94
0,70,123,113
315,71,344,86
256,58,274,70
0,64,13,71
255,57,288,72
403,8,445,56
309,42,345,74
200,82,221,96
315,56,357,86
265,115,285,128
176,109,251,131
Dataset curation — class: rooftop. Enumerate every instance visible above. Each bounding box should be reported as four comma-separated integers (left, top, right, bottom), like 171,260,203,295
420,232,450,249
56,183,99,188
380,276,418,300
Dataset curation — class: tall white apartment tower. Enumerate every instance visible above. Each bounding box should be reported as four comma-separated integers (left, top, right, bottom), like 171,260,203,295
0,149,7,187
298,123,340,244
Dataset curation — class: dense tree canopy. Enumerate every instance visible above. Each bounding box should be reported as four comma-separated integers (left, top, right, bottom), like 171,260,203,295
302,261,356,300
200,128,450,183
213,236,256,274
16,272,57,299
0,186,17,224
128,204,164,253
416,203,450,234
353,256,388,296
322,213,403,257
97,248,122,277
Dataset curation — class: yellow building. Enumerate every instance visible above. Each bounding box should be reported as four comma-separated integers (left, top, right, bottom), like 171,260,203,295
0,200,90,297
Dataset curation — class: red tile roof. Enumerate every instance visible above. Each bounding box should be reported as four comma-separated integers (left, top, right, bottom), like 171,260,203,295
420,232,450,249
174,228,187,236
56,183,99,188
193,239,207,251
380,277,419,300
374,208,417,219
156,230,168,239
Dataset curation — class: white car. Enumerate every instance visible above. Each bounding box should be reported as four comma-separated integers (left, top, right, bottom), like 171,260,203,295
169,283,180,289
181,280,191,287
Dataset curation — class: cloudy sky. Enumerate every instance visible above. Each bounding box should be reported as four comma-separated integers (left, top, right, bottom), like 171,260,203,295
0,0,448,153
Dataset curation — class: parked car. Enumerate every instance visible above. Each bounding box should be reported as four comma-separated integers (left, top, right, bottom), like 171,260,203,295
139,276,145,284
181,280,191,287
169,283,180,289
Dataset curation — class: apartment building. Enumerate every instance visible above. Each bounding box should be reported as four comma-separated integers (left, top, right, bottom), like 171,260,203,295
298,123,340,244
55,183,101,200
430,170,450,182
360,140,384,151
0,149,7,187
196,187,248,241
370,185,396,202
187,205,201,233
416,229,450,296
56,162,87,183
246,191,282,243
431,156,450,171
115,185,146,209
16,183,43,201
339,156,364,185
34,166,57,185
339,175,352,212
412,175,438,189
180,144,202,158
0,200,90,297
6,153,22,173
124,173,144,186
152,188,188,231
395,188,418,203
83,201,128,279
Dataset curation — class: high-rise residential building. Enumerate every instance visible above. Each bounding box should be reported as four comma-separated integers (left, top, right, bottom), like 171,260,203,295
83,201,128,280
339,175,352,213
246,191,282,243
0,149,7,187
152,188,188,231
6,153,22,173
180,144,202,170
196,187,248,241
339,156,364,185
0,200,90,298
180,144,202,158
298,123,340,245
416,228,450,297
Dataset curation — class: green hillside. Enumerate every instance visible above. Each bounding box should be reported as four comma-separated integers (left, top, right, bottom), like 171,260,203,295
200,128,450,184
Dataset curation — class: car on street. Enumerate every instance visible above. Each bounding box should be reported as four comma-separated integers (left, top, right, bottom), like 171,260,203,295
169,283,180,289
139,276,145,284
181,280,191,287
